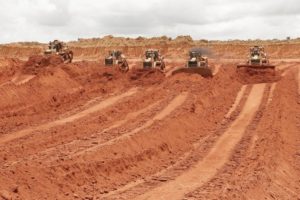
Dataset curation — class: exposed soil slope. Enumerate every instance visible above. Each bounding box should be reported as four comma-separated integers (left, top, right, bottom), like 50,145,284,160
0,41,299,200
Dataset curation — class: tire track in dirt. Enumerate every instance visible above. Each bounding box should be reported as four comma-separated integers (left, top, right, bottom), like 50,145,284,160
185,82,272,200
101,135,210,199
5,100,163,167
224,84,247,119
101,84,250,199
2,83,175,168
11,74,35,85
266,83,277,106
212,64,221,76
277,62,298,71
69,92,189,158
247,84,272,158
135,84,266,200
0,88,138,145
267,62,297,106
54,88,138,124
0,81,11,88
279,63,298,77
186,71,300,199
165,66,181,77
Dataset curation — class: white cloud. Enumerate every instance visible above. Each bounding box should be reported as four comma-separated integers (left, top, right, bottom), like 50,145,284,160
0,0,299,43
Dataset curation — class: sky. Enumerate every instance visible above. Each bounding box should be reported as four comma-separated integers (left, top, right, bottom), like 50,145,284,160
0,0,299,43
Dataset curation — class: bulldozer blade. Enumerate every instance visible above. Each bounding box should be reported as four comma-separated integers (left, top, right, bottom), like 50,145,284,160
105,60,113,66
237,64,275,70
171,67,213,78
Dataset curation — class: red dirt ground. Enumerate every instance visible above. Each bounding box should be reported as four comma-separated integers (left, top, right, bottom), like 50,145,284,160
0,39,299,200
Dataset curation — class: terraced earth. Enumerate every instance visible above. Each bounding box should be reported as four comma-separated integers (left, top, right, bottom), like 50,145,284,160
0,39,299,200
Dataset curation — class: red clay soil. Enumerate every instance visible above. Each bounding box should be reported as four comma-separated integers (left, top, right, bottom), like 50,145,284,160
3,36,300,60
128,68,165,86
236,67,281,84
185,67,300,200
0,51,299,200
0,58,23,83
22,55,64,74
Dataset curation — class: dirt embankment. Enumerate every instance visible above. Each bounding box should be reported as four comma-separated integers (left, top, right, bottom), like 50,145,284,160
0,45,43,60
0,40,299,200
0,58,23,83
0,55,164,135
0,59,244,199
236,68,281,84
185,67,300,200
1,36,300,60
71,42,300,60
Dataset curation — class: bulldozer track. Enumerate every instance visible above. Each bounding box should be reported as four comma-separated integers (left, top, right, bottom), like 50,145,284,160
11,74,35,85
101,84,252,199
3,99,164,167
224,84,247,119
134,84,267,200
267,82,277,106
185,69,300,199
1,87,183,168
1,57,299,200
69,92,189,158
212,64,221,76
0,88,138,145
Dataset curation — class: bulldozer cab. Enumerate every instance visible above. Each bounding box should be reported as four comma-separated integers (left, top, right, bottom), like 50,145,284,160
110,50,122,59
145,50,159,60
44,40,73,63
48,40,63,53
251,46,267,56
143,49,165,70
237,45,275,70
171,48,213,77
250,46,262,57
189,51,201,59
188,49,207,67
105,50,128,72
249,46,268,63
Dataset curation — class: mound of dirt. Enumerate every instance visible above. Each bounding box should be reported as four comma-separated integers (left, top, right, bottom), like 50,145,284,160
22,55,63,74
129,68,165,86
236,67,281,84
60,61,131,92
0,58,23,83
1,57,299,200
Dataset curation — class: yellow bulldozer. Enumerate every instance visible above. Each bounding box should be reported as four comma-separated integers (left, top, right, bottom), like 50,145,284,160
105,50,129,73
172,48,213,77
237,46,275,70
142,49,165,71
44,40,73,63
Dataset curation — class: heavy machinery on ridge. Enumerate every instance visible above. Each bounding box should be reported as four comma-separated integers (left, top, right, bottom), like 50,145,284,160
237,46,275,70
44,40,73,63
143,49,165,71
105,50,129,72
172,48,213,77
